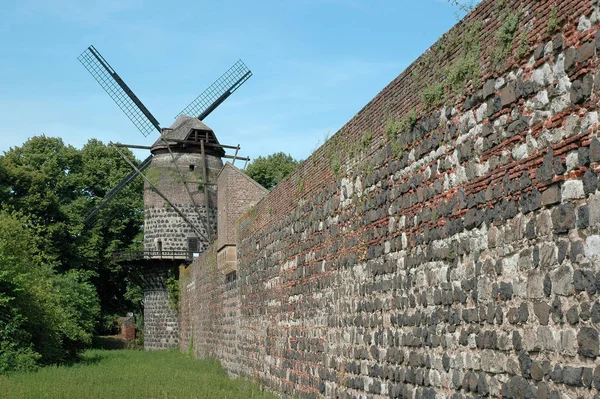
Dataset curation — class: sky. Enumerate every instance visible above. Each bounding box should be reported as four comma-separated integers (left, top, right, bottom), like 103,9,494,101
0,0,476,164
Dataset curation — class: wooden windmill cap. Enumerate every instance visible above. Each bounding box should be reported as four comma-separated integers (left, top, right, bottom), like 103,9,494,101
150,115,224,157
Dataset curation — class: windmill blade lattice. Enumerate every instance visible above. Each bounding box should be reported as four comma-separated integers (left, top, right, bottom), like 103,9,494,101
83,154,153,226
78,45,161,137
177,59,252,121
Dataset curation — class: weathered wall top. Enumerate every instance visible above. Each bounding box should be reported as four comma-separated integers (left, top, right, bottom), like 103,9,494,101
239,0,597,240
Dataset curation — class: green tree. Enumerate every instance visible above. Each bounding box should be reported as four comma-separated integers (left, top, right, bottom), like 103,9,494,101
74,140,144,331
245,152,299,190
0,211,99,373
0,136,81,267
0,136,144,336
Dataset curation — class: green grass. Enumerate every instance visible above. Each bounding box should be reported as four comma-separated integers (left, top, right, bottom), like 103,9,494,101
0,349,278,399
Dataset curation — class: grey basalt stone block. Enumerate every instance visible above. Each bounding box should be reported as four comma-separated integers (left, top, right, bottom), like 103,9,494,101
552,296,564,323
551,203,575,233
577,41,595,64
593,301,600,324
550,265,574,296
564,47,576,72
570,240,585,262
573,269,596,294
578,146,590,166
541,185,561,206
565,305,579,324
590,137,600,162
544,274,552,297
503,375,536,398
533,44,545,60
577,205,590,229
530,361,544,381
580,302,592,321
501,81,520,107
578,327,599,358
537,149,555,184
553,34,564,52
570,74,593,104
486,96,502,118
534,302,550,325
583,367,594,388
563,366,583,386
483,79,496,99
594,365,600,390
550,364,563,383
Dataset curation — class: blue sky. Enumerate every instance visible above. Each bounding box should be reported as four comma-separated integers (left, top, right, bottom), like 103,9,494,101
0,0,474,163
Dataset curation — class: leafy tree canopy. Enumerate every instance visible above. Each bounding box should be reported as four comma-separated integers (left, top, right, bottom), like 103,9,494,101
0,136,145,367
245,152,300,190
0,210,99,373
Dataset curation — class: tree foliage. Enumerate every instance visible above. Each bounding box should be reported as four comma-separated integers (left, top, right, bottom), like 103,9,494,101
0,211,99,373
0,136,145,372
245,152,300,190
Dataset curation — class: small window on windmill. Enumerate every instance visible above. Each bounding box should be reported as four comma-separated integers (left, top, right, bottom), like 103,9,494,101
188,237,200,259
189,164,195,171
225,271,237,284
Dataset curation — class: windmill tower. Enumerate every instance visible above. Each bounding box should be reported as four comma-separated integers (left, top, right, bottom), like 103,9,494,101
144,116,224,256
78,45,251,349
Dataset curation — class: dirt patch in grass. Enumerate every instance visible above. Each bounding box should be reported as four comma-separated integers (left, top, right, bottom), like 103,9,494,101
92,335,139,350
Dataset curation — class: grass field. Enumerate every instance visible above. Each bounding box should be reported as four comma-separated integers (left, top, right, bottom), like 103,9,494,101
0,349,278,399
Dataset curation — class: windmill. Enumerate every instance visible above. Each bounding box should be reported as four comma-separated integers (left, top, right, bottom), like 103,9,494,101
78,45,253,350
78,45,251,255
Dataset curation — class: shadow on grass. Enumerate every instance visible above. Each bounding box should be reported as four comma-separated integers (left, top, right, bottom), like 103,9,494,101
59,335,138,368
58,351,109,368
92,335,129,350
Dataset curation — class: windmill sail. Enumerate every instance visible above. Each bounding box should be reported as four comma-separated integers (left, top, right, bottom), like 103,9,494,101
78,45,161,137
176,59,252,121
78,46,252,227
83,155,153,226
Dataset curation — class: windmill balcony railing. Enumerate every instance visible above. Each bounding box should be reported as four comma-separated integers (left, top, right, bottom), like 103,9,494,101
112,249,200,263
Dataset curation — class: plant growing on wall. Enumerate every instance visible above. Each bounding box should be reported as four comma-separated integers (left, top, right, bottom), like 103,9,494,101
414,18,483,109
547,6,560,36
361,131,373,150
422,83,445,109
165,270,179,312
491,9,522,70
517,29,530,60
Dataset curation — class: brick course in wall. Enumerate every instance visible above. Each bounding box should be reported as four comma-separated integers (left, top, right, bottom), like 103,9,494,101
180,1,600,397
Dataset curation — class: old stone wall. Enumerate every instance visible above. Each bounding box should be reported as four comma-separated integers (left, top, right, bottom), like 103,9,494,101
180,0,600,397
179,244,243,374
144,289,179,350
